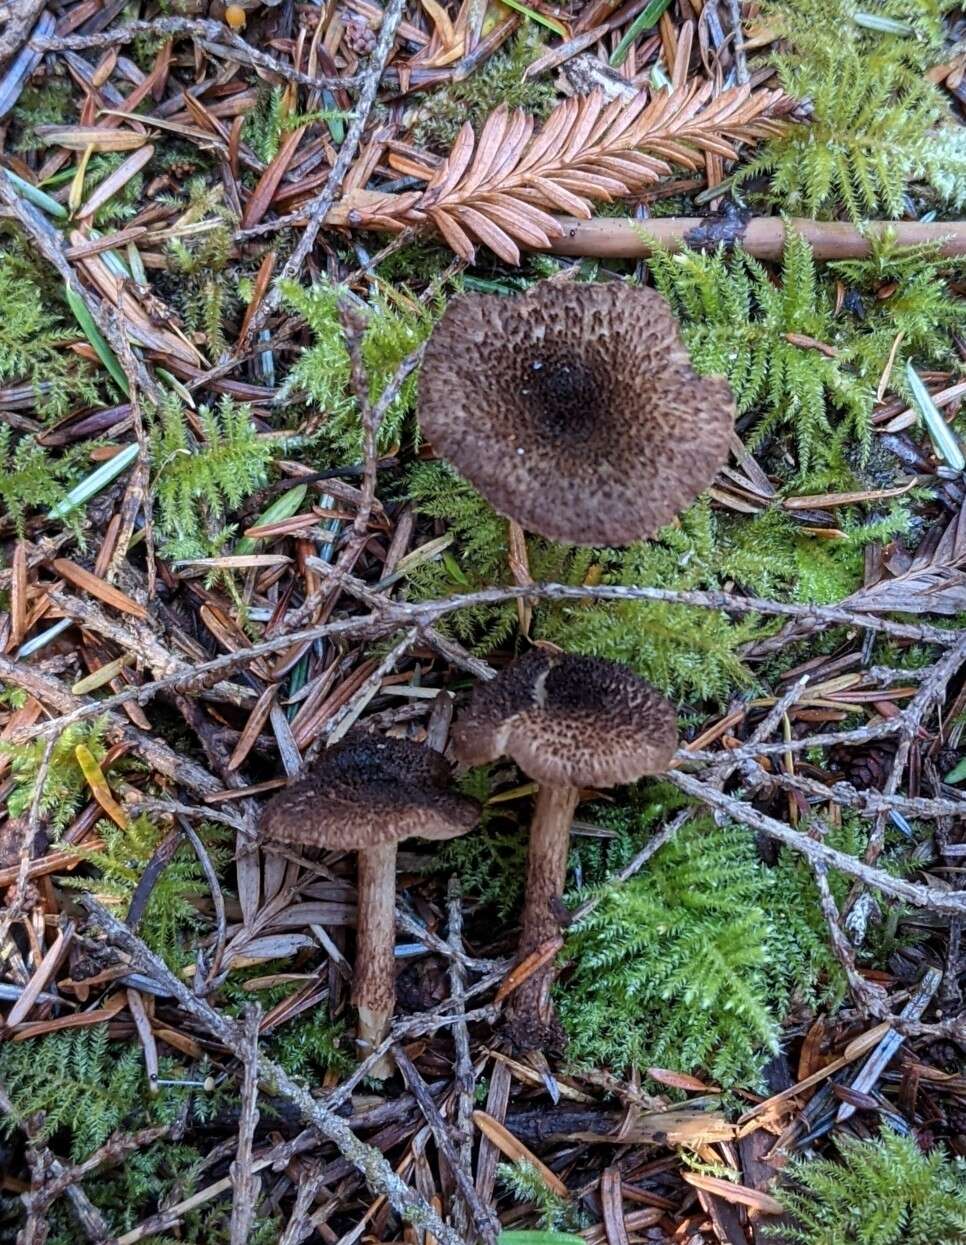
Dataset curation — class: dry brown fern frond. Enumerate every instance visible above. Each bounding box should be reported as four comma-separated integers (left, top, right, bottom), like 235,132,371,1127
329,80,791,263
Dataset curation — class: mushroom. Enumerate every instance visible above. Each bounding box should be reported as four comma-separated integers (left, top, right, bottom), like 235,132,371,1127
417,280,734,547
452,649,677,1049
260,732,480,1076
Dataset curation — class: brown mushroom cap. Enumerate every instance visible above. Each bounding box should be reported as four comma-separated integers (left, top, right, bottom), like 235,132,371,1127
453,649,677,788
259,733,480,849
417,281,734,547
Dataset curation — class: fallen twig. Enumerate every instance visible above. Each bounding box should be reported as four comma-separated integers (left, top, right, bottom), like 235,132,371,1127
668,770,966,916
545,215,966,259
80,896,471,1245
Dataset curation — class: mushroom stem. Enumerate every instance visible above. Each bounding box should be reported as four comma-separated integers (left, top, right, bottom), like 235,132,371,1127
353,840,398,1079
513,784,580,1030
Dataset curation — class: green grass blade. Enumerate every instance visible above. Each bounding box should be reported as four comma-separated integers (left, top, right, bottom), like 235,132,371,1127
852,11,914,34
235,484,309,555
496,0,568,37
610,0,673,67
3,170,69,218
64,284,130,396
906,360,964,472
48,441,140,519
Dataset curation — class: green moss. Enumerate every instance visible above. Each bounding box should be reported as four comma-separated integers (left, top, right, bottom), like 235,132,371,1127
60,817,230,968
0,428,84,536
0,1029,157,1160
282,278,439,460
166,183,238,358
559,807,849,1087
0,238,102,419
744,3,961,219
647,231,874,474
8,80,74,153
150,394,275,560
775,1130,966,1244
409,30,556,151
0,719,109,834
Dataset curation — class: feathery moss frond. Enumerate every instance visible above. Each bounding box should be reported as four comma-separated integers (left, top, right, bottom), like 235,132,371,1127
282,279,438,461
150,394,274,559
0,1028,146,1160
0,428,82,536
742,8,957,220
775,1130,966,1245
0,239,102,419
559,810,845,1087
0,719,109,834
647,232,874,473
60,816,229,967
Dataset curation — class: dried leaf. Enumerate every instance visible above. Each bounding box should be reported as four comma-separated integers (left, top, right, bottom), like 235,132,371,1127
599,1167,629,1245
76,144,155,220
472,1111,569,1197
75,743,130,829
682,1173,784,1215
36,125,148,151
647,1067,721,1092
51,558,147,618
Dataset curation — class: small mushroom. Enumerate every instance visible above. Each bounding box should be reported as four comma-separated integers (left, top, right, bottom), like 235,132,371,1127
260,732,480,1076
418,280,734,547
453,649,677,1049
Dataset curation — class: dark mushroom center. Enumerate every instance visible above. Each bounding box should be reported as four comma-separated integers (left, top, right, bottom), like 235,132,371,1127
521,350,605,443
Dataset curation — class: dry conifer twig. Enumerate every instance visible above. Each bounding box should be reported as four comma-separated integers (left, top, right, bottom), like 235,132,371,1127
393,1045,501,1245
668,770,966,916
241,0,409,349
328,81,789,262
0,1081,112,1242
32,18,355,90
229,1004,262,1245
546,215,966,259
80,895,471,1245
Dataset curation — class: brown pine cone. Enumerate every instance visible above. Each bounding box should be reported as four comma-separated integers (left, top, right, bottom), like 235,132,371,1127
343,14,376,53
829,742,897,790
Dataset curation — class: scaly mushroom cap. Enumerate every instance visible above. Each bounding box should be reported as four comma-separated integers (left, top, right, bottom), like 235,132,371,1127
417,281,734,546
259,733,481,849
452,650,677,788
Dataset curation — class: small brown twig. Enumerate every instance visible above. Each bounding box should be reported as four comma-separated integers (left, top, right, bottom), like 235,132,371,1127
447,878,477,1238
861,631,966,872
726,0,750,85
810,859,890,1019
546,216,966,260
0,1081,112,1243
0,655,228,802
0,732,55,946
18,575,956,748
394,1046,501,1245
742,762,966,823
229,1004,262,1245
79,896,469,1245
0,0,45,67
26,1126,170,1220
278,1162,335,1245
114,1132,323,1245
177,816,228,988
31,17,356,89
241,0,408,349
